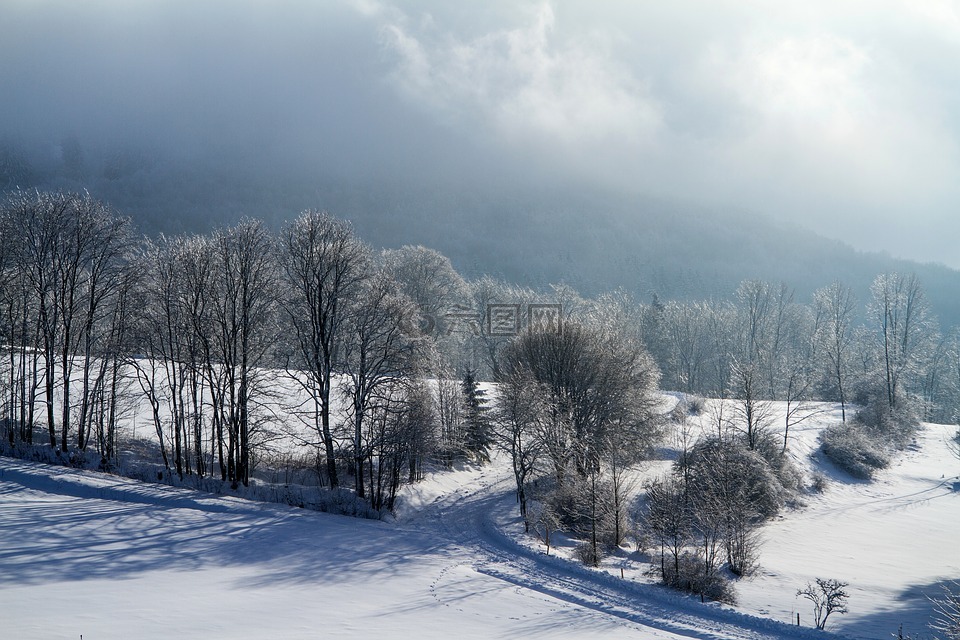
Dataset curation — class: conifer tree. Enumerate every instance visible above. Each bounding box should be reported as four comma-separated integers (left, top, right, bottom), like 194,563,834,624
461,368,492,463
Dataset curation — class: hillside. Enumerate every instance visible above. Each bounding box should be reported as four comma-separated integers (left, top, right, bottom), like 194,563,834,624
7,149,959,325
2,399,957,639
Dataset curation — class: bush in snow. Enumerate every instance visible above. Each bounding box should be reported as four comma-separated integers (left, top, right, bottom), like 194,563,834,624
574,541,605,567
539,474,628,565
680,437,787,520
661,551,738,605
686,395,706,416
745,428,803,493
820,424,890,480
810,472,829,493
312,487,383,519
854,391,920,448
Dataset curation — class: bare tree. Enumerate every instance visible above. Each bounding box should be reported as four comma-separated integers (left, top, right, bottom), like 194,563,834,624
6,190,133,452
0,203,18,441
659,300,711,394
780,305,821,453
281,211,370,488
365,379,436,511
705,299,737,398
492,369,547,528
645,476,691,582
729,360,775,451
814,282,856,422
136,236,204,478
735,280,773,368
73,201,134,452
797,578,849,630
870,273,933,409
341,269,421,499
207,220,277,487
431,351,466,464
14,190,70,448
499,321,661,483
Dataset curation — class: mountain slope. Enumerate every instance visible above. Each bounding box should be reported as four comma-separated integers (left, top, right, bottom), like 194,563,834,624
6,149,960,325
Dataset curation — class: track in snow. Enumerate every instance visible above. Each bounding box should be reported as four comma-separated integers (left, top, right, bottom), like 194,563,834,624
404,468,847,640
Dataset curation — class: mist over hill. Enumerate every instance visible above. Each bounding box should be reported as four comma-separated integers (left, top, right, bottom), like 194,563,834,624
4,140,958,327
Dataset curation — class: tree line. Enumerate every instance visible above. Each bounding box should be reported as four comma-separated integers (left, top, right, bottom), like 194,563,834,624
2,189,959,516
0,191,440,509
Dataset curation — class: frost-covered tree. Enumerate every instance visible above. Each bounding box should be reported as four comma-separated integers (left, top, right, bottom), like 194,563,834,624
208,220,277,487
341,269,421,499
645,476,691,582
814,282,857,421
658,300,712,394
499,321,661,483
281,211,370,488
492,369,547,527
679,438,779,575
4,189,133,452
381,245,469,334
870,273,934,410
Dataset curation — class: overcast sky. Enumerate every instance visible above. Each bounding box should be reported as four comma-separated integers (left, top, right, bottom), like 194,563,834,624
2,1,958,267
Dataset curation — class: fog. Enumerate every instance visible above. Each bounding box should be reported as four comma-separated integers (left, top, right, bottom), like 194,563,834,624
2,0,959,267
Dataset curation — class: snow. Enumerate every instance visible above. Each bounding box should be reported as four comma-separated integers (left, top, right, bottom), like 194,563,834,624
737,413,960,638
1,398,958,639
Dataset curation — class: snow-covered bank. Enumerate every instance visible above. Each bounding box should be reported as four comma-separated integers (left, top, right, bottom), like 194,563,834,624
1,398,957,639
0,457,776,639
737,417,960,639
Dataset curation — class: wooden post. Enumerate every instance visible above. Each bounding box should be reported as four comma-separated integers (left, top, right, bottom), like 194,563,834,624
797,613,801,626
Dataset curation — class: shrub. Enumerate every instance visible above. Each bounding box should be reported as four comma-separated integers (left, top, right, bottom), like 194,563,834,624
854,390,921,447
662,552,737,605
681,438,786,520
686,395,706,416
810,472,829,493
575,541,605,566
797,578,849,630
820,424,890,480
749,429,802,492
312,487,383,519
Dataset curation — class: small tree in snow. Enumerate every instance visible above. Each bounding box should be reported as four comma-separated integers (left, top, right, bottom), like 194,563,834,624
931,582,960,640
461,368,492,463
798,578,849,630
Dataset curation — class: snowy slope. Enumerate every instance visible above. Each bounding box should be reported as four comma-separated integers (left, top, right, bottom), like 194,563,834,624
2,458,672,639
2,456,829,639
474,400,960,640
1,398,957,639
736,412,960,638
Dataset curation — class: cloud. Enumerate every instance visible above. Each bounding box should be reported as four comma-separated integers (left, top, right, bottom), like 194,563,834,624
693,29,960,235
2,0,959,266
378,3,662,150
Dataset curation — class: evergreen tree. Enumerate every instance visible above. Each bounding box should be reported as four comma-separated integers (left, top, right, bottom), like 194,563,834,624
461,368,492,463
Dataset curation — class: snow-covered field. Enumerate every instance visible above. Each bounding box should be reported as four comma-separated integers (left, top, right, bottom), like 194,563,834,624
674,403,960,638
736,409,960,638
1,399,958,639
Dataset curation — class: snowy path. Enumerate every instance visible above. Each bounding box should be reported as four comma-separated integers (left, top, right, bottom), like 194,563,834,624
5,435,953,639
0,456,844,640
399,466,841,640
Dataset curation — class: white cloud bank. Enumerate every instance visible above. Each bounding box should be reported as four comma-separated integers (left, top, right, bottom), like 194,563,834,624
360,0,960,266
